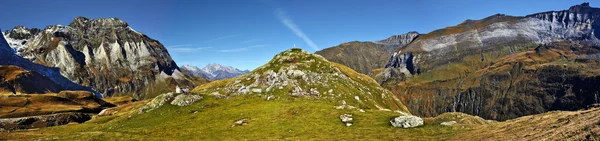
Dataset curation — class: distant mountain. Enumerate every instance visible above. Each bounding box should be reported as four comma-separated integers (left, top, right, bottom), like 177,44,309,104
2,17,204,98
181,64,249,80
315,32,419,75
180,65,210,79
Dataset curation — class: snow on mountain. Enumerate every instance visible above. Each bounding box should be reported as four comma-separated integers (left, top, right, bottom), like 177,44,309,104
180,64,249,80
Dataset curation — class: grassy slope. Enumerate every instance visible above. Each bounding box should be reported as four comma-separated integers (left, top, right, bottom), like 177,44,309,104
1,95,464,140
315,41,391,75
4,93,599,140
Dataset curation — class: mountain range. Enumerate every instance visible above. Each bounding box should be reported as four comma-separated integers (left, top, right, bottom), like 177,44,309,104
317,2,600,121
180,64,249,80
2,17,206,99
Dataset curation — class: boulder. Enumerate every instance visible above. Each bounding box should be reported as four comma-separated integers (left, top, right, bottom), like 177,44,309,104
390,116,423,128
340,114,353,127
170,94,203,106
232,118,250,127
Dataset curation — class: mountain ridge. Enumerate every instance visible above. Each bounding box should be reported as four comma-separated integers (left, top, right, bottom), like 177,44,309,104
2,17,203,98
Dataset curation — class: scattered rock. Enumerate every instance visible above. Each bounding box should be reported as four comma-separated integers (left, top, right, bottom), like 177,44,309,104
251,88,262,93
232,118,250,127
209,92,228,99
266,95,274,101
340,114,353,127
170,94,203,106
340,100,347,105
97,108,117,116
334,105,356,110
390,116,423,128
441,121,457,126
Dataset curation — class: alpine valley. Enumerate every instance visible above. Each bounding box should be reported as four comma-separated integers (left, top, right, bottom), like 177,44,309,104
1,2,600,141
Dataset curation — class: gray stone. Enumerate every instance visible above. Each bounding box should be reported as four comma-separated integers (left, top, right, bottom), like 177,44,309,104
390,116,423,128
340,114,353,127
139,93,175,113
170,94,203,106
233,118,250,127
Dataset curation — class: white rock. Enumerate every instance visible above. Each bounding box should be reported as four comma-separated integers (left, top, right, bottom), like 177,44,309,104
340,114,353,127
251,88,262,93
390,116,424,128
170,94,203,106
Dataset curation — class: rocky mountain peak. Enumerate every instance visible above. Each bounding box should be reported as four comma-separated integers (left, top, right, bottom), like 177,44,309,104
4,26,40,40
69,16,130,30
376,32,420,46
568,2,596,13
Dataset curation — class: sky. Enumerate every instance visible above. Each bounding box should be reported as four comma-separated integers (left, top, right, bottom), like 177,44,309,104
0,0,594,70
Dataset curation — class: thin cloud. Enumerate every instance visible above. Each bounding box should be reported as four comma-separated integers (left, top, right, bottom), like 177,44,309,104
166,44,194,48
205,34,244,43
218,45,266,53
170,47,213,52
274,8,319,51
240,38,263,44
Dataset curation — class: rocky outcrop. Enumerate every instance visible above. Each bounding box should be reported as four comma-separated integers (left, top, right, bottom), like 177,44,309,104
139,93,204,113
390,115,423,128
138,93,175,113
0,112,92,130
170,94,203,106
2,17,201,98
194,48,410,113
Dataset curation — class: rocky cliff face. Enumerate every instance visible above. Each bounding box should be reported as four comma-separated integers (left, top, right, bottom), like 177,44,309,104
386,3,600,74
315,32,419,75
2,17,200,98
0,30,97,96
376,31,420,50
374,3,600,120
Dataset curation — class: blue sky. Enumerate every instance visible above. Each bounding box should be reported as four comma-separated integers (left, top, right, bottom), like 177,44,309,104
0,0,594,70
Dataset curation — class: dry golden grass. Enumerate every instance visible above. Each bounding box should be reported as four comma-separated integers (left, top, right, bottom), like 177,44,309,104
0,91,111,118
102,96,136,106
453,106,600,140
0,66,29,81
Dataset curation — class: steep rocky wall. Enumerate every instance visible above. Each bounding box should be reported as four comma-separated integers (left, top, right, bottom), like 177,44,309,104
3,17,199,98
